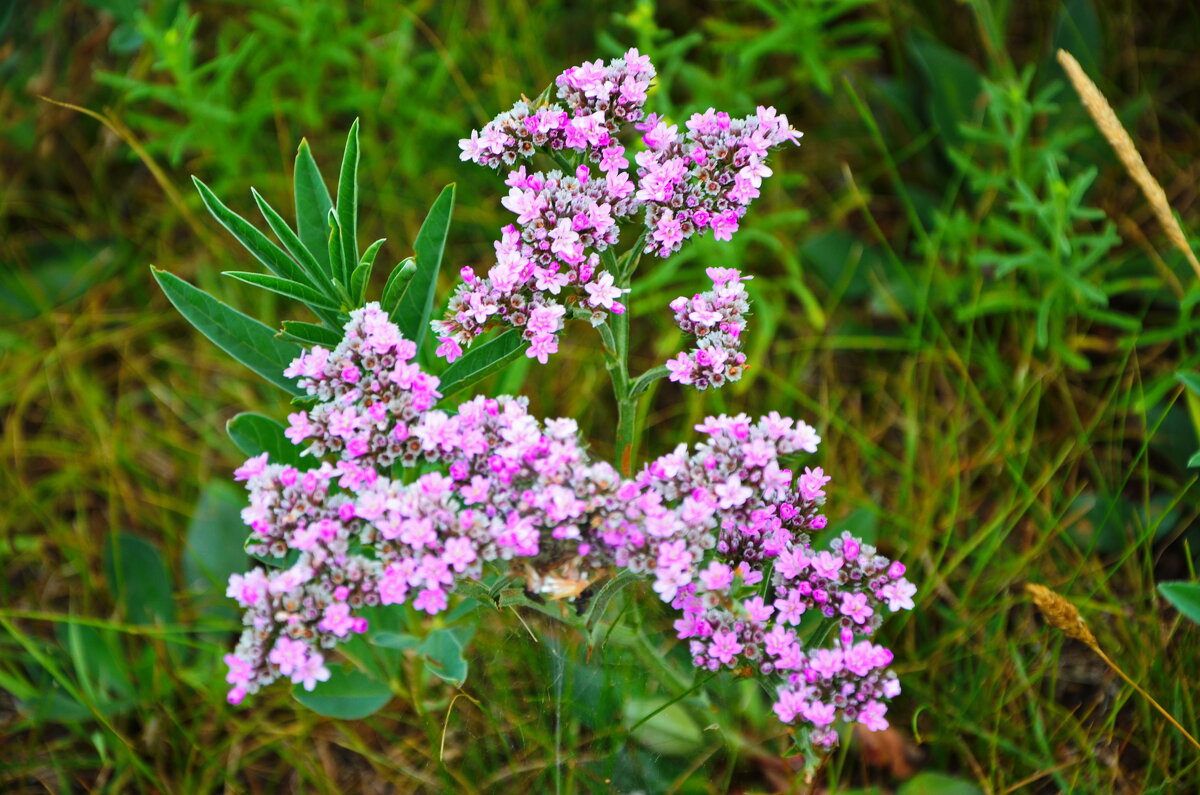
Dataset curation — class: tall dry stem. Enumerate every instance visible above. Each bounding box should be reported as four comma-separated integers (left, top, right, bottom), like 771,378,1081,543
1026,583,1200,752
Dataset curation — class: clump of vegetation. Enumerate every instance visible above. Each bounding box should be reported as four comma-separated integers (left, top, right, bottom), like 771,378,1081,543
2,1,1199,792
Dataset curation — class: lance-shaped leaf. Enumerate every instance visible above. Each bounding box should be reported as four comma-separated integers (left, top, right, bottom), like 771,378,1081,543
294,138,334,277
222,271,341,312
226,412,307,468
192,177,308,286
279,320,342,348
351,238,386,304
396,184,455,349
326,209,349,302
336,119,360,290
152,268,302,395
252,187,333,295
437,329,527,398
380,257,417,317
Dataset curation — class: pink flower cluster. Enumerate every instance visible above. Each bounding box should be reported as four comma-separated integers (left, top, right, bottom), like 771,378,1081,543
222,457,378,704
635,106,800,257
222,307,914,747
444,48,799,366
282,303,441,469
432,165,638,364
458,49,655,170
665,266,750,390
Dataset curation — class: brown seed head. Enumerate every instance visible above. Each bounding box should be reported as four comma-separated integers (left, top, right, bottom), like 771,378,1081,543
1025,582,1098,649
1056,49,1200,280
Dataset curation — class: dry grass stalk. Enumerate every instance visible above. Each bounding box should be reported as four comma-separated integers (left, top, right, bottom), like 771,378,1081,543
1056,49,1200,282
1025,583,1200,752
1026,582,1097,647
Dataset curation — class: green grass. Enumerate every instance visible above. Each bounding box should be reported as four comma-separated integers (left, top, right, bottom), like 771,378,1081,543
4,0,1200,791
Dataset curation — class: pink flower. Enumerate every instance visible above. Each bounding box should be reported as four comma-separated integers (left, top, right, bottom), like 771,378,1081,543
743,595,775,622
773,689,805,723
292,651,331,692
839,592,872,624
709,630,743,665
803,700,837,727
798,466,831,501
699,561,733,592
436,337,463,362
859,700,889,732
881,579,917,611
584,272,628,310
710,211,740,241
811,551,844,580
268,637,309,677
413,587,448,615
319,602,357,637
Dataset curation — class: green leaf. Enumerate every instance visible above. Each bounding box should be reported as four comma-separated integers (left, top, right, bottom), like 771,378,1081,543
226,412,307,467
183,481,249,594
327,209,347,300
103,533,175,626
419,628,468,686
251,187,333,294
397,184,455,349
1159,582,1200,625
336,119,360,289
623,697,703,757
380,257,417,317
351,238,385,304
438,329,527,399
897,772,984,795
1188,451,1200,468
294,138,334,277
279,320,343,348
223,271,341,311
585,569,640,635
370,632,421,651
1176,371,1200,397
293,664,393,719
192,177,308,285
152,268,303,395
453,578,499,607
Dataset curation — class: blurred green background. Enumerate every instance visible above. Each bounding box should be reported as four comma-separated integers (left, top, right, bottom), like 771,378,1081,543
3,0,1200,791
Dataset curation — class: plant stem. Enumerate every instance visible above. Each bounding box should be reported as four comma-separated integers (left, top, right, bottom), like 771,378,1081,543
604,233,647,476
611,266,637,477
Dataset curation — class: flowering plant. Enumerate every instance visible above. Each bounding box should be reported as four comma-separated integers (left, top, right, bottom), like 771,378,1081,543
156,48,914,761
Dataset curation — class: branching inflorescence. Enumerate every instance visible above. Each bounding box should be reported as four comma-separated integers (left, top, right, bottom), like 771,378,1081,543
210,47,914,756
441,48,799,382
224,303,915,749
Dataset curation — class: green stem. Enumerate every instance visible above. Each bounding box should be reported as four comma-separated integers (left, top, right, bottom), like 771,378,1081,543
612,268,637,476
603,233,650,476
